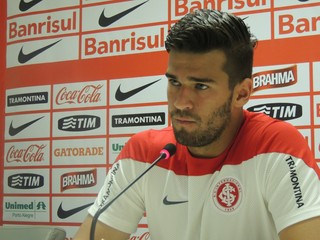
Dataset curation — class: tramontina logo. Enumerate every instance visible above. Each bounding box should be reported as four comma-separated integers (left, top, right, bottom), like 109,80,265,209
112,112,165,127
58,115,101,131
8,173,44,189
247,103,302,120
7,92,49,107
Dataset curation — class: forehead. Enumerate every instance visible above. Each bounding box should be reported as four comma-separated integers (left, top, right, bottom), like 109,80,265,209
167,50,228,80
167,50,227,72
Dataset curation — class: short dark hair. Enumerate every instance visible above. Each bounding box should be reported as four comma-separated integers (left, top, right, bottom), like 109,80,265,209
165,9,257,89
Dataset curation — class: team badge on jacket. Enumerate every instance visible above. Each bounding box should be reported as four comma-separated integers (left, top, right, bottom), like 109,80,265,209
212,177,242,212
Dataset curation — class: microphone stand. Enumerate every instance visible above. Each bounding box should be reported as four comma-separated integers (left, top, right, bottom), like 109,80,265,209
89,152,168,240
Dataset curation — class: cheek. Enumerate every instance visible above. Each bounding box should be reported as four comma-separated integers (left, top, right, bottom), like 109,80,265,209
167,87,175,103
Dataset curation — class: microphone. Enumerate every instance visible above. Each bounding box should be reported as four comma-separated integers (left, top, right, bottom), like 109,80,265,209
89,143,176,240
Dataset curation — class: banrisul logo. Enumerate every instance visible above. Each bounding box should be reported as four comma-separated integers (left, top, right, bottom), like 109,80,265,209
252,65,297,92
112,112,165,127
247,103,302,120
7,92,48,107
58,115,101,131
8,173,44,189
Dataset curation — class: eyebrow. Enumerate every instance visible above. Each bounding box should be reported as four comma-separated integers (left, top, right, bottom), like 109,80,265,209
165,72,215,83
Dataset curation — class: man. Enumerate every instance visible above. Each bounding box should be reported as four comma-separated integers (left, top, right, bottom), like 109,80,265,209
74,9,320,240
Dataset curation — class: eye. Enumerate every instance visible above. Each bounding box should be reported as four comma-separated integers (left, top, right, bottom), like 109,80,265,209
168,79,181,87
195,83,209,90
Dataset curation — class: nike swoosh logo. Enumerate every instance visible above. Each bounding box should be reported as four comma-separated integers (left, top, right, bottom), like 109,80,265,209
99,0,149,27
9,116,44,136
163,195,188,205
115,78,160,101
18,39,62,64
19,0,43,12
57,202,93,219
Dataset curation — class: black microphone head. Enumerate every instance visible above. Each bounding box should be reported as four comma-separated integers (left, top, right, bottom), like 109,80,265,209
160,143,176,159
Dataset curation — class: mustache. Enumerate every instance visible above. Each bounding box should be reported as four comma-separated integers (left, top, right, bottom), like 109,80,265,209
170,109,200,121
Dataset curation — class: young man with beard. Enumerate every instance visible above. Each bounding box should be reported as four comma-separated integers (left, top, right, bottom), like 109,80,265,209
74,9,320,240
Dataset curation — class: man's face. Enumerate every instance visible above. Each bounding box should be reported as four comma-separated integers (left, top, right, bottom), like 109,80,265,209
166,50,233,147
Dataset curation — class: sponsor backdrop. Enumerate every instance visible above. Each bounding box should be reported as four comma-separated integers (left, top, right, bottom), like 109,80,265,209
0,0,319,239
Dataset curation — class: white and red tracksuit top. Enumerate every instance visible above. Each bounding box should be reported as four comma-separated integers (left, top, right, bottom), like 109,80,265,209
89,110,320,240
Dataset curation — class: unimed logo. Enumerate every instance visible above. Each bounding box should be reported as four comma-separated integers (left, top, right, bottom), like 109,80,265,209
58,115,100,131
8,173,44,189
247,103,302,120
5,200,47,220
112,112,165,127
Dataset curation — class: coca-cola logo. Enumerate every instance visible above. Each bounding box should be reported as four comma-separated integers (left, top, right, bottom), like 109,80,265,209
6,144,46,163
55,84,102,105
130,232,150,240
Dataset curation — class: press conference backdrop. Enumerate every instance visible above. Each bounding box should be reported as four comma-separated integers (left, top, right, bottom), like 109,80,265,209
0,0,319,239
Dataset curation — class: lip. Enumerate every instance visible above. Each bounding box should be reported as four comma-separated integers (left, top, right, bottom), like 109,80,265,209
173,117,196,125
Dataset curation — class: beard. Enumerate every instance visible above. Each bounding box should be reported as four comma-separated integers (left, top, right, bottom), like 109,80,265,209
171,95,232,147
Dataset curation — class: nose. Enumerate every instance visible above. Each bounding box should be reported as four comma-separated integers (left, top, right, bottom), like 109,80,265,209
173,86,193,111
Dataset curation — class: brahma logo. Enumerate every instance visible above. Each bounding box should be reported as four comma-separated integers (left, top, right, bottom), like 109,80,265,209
61,169,97,192
58,115,101,131
252,65,297,92
247,103,302,120
212,177,242,212
8,173,44,189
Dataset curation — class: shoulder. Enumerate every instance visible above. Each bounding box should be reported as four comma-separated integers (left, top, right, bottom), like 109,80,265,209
236,111,314,166
244,110,307,150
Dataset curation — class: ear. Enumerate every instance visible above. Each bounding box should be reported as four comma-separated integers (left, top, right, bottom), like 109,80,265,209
233,78,252,107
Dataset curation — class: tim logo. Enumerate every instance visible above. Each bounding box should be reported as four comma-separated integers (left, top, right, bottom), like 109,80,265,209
8,173,44,189
247,103,302,120
58,115,101,131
